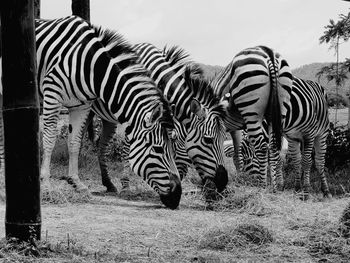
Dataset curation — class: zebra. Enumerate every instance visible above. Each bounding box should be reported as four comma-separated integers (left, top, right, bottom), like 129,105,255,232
0,16,182,209
211,45,293,187
224,121,286,190
88,43,229,199
233,77,331,199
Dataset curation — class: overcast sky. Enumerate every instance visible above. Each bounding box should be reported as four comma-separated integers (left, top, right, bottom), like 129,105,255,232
41,0,350,69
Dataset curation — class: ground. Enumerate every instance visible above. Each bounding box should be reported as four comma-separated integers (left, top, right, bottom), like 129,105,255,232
0,109,349,262
1,179,350,262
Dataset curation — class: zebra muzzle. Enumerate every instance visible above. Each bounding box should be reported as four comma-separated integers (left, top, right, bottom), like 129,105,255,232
159,173,182,210
214,165,228,193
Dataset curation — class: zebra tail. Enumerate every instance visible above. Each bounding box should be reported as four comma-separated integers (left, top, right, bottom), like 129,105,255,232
261,46,283,151
269,76,282,151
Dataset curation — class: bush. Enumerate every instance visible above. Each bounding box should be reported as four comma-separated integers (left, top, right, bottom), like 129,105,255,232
327,93,348,108
325,123,350,174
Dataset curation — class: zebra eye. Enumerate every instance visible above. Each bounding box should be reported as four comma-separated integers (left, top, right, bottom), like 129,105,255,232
203,136,213,145
153,145,164,154
170,130,177,140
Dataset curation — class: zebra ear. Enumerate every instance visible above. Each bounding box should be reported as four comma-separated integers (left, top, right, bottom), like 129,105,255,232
220,93,230,109
190,99,205,118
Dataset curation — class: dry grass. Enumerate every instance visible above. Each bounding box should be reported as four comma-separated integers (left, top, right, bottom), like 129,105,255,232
41,181,93,205
0,236,121,263
198,221,274,251
2,114,350,262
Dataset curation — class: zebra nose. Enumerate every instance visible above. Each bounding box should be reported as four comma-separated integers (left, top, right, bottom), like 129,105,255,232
159,173,182,210
213,165,228,192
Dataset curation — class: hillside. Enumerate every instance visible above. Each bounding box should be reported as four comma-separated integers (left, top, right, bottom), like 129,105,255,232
198,62,350,105
292,62,350,98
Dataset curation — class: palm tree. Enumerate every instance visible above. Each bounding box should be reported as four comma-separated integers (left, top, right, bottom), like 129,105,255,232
71,0,90,21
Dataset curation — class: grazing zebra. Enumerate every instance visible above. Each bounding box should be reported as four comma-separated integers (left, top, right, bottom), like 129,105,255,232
0,16,182,209
224,121,286,190
90,43,228,198
236,77,331,198
212,46,293,187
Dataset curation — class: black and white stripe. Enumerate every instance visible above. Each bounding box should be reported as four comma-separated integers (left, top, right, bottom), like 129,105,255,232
236,77,331,198
93,43,229,196
1,16,181,209
212,46,293,187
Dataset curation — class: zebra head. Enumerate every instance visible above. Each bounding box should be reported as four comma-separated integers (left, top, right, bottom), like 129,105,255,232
183,68,229,193
126,99,182,210
238,135,259,173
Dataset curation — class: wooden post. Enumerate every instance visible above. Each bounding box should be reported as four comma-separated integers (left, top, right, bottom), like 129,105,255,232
0,0,41,241
71,0,90,21
34,0,40,19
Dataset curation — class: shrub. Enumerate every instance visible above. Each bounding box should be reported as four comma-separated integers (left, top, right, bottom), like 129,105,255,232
327,93,348,108
325,123,350,173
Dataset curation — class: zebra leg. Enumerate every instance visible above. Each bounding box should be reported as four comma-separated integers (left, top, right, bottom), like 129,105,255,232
40,100,61,186
97,119,118,192
268,133,284,192
120,138,131,191
250,135,269,188
287,139,302,193
275,154,284,191
268,139,278,192
300,138,315,200
314,133,332,198
230,130,242,172
67,105,91,192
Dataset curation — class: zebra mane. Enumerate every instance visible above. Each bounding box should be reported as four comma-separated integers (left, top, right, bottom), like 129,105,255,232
162,45,191,68
92,26,174,128
184,66,225,116
93,26,136,58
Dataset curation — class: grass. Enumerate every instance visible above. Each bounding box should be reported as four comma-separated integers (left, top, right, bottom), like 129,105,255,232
0,236,122,263
2,114,350,262
198,221,274,251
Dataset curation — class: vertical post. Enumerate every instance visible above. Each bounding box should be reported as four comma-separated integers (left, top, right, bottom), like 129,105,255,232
71,0,90,21
34,0,40,19
0,0,41,241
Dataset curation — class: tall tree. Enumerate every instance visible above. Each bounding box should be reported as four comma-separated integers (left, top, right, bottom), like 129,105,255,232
0,0,41,241
71,0,90,21
316,63,348,125
319,12,350,127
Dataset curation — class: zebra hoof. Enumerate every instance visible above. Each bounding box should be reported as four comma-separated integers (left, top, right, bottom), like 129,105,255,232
72,180,89,193
106,186,118,193
119,189,133,199
324,192,332,199
104,183,118,193
295,191,309,201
